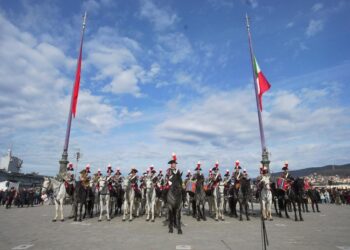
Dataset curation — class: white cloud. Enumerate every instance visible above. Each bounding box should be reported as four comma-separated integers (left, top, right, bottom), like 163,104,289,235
286,22,294,28
85,27,159,96
312,3,324,12
156,84,350,173
139,0,178,31
244,0,258,8
306,19,324,37
157,32,193,64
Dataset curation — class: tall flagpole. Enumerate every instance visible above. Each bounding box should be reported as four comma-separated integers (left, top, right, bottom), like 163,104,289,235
245,14,270,174
59,12,87,177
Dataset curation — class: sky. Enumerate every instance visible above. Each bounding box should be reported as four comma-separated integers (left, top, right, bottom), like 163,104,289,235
0,0,349,177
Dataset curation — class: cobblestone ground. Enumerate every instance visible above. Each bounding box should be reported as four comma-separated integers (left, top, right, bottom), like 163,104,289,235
0,203,349,250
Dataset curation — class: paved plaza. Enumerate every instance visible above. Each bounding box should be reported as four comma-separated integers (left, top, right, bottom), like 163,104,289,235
0,204,349,250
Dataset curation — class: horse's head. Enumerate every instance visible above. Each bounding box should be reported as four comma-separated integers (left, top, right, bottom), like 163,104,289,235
41,177,51,195
122,178,130,190
98,177,108,191
145,177,153,189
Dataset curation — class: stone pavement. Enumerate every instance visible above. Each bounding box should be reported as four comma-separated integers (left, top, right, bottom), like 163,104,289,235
0,204,349,250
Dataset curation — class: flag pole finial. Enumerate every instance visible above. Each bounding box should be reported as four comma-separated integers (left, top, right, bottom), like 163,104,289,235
83,11,87,29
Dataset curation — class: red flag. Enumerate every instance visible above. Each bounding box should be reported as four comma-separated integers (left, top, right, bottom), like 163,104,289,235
72,41,83,118
253,57,271,111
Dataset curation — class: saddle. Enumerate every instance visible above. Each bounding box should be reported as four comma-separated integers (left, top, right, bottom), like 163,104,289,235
64,181,75,196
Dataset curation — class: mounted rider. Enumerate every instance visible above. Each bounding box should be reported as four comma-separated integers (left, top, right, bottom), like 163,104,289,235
128,167,139,189
209,161,222,190
223,169,231,186
64,162,75,182
232,160,242,189
79,164,91,189
276,161,292,191
114,167,123,184
184,170,192,186
167,153,180,185
192,162,204,182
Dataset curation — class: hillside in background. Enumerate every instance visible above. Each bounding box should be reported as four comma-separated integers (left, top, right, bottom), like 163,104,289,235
271,163,350,177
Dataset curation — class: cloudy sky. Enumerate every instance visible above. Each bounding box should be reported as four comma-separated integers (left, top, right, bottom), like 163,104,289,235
0,0,349,176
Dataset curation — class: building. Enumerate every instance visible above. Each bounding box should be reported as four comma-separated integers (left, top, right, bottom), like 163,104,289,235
0,149,23,173
0,149,45,188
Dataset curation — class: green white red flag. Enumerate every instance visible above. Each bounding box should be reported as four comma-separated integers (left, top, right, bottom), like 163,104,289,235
253,56,271,111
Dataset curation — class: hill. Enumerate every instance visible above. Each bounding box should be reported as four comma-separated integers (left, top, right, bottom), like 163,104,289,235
271,163,350,178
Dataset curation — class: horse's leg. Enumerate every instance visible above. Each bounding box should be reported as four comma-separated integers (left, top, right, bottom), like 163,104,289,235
53,200,58,222
177,208,182,234
129,193,134,221
106,195,110,221
168,208,173,233
284,200,289,218
315,200,320,212
122,198,127,221
214,191,219,221
196,199,201,221
298,200,303,221
261,199,267,220
245,200,250,221
239,200,243,221
98,197,103,222
151,193,155,222
292,201,297,221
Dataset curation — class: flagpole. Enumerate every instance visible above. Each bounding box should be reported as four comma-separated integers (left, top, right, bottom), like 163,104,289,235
245,14,271,174
59,12,87,177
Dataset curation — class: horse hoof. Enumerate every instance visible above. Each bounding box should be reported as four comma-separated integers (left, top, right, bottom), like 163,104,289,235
151,219,155,222
247,218,250,221
269,218,273,221
146,219,149,221
221,218,225,221
78,219,82,222
239,218,243,221
73,219,77,222
98,219,101,222
52,219,57,222
107,219,111,221
295,219,298,221
300,218,304,221
203,218,207,221
60,219,65,222
122,219,125,222
215,218,218,221
197,218,200,221
178,229,183,234
169,229,173,233
317,211,321,213
129,219,133,222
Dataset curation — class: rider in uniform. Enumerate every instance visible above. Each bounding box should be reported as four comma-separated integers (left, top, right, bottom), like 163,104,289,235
192,162,204,182
232,160,242,188
210,161,222,190
129,167,140,195
114,168,123,184
167,153,180,185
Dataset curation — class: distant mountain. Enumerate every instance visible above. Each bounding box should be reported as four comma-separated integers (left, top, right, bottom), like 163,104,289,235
271,163,350,178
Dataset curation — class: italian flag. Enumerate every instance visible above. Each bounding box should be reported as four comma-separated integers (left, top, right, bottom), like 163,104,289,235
253,57,271,111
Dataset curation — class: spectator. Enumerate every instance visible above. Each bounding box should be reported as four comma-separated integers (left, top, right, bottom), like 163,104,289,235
320,191,325,204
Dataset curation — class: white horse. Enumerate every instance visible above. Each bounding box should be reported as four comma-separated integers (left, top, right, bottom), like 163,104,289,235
145,177,157,222
122,178,140,221
260,175,273,221
98,177,111,222
215,181,226,221
41,177,67,222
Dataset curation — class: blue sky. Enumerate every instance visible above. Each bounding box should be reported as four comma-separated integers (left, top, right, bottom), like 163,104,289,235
0,0,349,177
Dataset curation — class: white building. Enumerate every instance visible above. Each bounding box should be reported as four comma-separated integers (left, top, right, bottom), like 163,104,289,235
0,149,23,173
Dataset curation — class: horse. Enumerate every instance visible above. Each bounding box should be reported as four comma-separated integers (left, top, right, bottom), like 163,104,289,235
41,177,69,222
84,180,95,219
184,179,195,217
97,177,111,222
122,178,140,221
194,177,206,221
73,180,88,222
306,188,321,213
276,177,304,221
215,180,226,221
114,181,124,216
228,180,239,218
259,176,273,221
145,177,157,222
167,170,183,234
238,177,251,221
